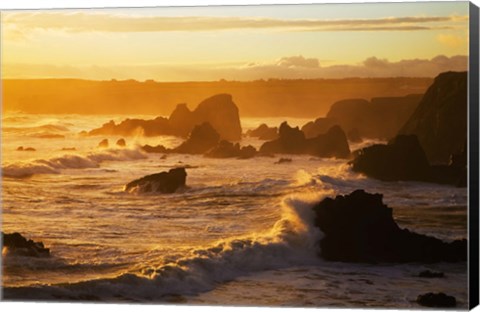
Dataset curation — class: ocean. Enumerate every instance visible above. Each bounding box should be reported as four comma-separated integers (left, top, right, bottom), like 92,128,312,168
1,113,468,307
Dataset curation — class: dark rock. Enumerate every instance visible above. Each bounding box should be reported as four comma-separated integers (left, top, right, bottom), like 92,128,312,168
116,138,126,147
16,146,24,151
173,122,220,154
326,94,422,140
301,118,338,139
17,146,36,151
2,232,50,257
275,158,292,164
312,190,467,263
260,122,350,159
347,128,362,143
399,72,467,164
124,167,187,194
160,154,168,160
419,270,445,278
205,140,257,159
417,292,456,307
246,124,278,140
89,117,171,137
141,144,168,154
61,147,76,151
97,139,109,148
351,135,466,186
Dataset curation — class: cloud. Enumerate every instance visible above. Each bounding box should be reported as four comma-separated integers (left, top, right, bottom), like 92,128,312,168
277,56,320,68
3,55,467,81
437,33,465,48
3,12,468,34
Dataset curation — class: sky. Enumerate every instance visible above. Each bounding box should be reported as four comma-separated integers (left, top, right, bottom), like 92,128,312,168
1,1,470,81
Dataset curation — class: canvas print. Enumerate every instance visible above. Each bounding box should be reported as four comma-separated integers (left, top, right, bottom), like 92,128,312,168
1,1,477,309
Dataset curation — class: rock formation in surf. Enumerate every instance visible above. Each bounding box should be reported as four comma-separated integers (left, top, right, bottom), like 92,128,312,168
323,94,422,140
124,167,187,193
205,140,257,159
116,138,126,147
398,71,467,164
88,94,242,141
2,232,50,257
246,124,278,140
173,122,220,154
260,122,350,159
350,135,467,186
416,293,457,307
312,190,467,263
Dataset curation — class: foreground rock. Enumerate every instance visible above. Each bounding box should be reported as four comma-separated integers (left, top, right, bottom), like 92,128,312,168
246,124,278,140
2,232,50,257
124,167,187,193
260,122,350,158
351,135,466,186
88,94,242,141
399,71,467,163
312,190,466,263
417,293,456,307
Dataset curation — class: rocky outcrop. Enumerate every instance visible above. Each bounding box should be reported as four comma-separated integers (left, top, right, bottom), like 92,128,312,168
205,140,257,159
2,232,50,257
173,122,220,154
350,135,466,186
141,144,168,154
88,94,242,141
260,122,350,159
399,72,467,164
312,190,467,263
301,118,338,139
326,94,422,140
116,138,126,147
246,124,278,140
417,293,456,307
124,167,187,193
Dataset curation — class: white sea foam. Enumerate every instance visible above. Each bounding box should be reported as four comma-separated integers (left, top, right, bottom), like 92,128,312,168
2,148,147,178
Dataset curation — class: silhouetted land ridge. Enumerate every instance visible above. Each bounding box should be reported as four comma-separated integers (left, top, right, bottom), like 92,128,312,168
3,78,432,117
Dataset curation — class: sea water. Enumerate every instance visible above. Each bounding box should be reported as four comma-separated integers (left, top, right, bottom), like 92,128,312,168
1,113,468,307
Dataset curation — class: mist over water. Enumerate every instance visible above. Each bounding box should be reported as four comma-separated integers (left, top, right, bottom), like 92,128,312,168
1,113,468,306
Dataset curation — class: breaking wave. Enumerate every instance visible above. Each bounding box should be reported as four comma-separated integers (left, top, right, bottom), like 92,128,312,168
2,148,147,178
3,193,326,301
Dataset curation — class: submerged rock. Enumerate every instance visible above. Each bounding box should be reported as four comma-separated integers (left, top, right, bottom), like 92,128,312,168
2,232,50,257
124,167,187,194
418,270,445,278
274,158,292,164
417,292,456,307
312,190,467,263
17,146,36,151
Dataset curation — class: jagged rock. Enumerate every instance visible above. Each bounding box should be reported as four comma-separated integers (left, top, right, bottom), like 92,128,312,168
351,135,466,186
116,138,126,147
399,72,467,163
417,293,456,307
173,123,220,154
124,167,187,193
2,232,50,257
312,190,467,263
260,122,350,159
97,139,109,148
246,124,278,140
